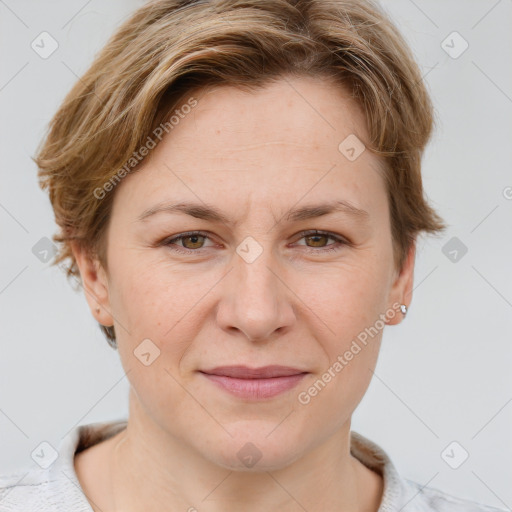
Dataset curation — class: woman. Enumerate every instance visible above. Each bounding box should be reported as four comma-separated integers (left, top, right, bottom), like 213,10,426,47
0,0,505,511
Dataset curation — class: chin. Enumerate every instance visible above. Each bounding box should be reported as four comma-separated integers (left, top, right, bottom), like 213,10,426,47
198,423,307,472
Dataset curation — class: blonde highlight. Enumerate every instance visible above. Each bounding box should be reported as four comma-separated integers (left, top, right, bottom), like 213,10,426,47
35,0,446,346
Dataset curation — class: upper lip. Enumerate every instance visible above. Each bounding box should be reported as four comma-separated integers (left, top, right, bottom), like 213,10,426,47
200,365,308,379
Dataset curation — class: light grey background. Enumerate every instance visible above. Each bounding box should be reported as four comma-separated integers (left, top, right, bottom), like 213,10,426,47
1,0,511,509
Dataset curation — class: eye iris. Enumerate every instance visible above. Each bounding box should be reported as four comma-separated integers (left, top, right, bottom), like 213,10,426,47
172,232,337,252
306,234,328,247
182,235,204,249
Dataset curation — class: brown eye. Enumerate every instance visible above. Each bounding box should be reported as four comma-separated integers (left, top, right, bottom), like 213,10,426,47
304,233,330,248
179,234,206,249
163,230,347,256
294,230,348,255
164,231,213,253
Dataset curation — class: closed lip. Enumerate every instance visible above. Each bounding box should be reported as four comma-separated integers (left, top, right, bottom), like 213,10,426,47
199,365,308,379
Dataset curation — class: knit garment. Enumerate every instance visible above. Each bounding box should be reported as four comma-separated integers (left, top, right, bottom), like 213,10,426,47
0,420,506,511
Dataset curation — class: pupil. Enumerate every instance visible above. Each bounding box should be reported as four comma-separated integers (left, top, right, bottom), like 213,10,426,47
308,235,325,247
185,235,202,248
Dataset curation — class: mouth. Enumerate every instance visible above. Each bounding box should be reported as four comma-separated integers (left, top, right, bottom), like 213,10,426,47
199,365,309,400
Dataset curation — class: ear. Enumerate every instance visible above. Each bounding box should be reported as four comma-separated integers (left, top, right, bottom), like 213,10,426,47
70,241,114,328
385,239,416,326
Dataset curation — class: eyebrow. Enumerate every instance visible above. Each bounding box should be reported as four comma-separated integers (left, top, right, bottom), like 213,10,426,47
136,199,370,225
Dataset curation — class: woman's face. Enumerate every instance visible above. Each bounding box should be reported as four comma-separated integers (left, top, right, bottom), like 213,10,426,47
78,76,414,470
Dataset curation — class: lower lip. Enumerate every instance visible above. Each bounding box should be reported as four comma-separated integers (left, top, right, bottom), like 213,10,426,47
200,372,307,399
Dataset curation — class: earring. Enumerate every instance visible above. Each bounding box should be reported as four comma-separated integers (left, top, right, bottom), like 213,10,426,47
95,307,100,314
400,304,408,316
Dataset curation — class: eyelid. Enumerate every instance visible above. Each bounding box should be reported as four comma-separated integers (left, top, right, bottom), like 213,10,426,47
293,229,349,245
162,229,349,254
161,230,216,248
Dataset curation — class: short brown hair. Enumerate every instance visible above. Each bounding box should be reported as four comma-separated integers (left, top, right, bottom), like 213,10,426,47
35,0,446,347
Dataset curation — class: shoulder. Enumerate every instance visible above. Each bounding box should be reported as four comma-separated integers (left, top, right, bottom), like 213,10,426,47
0,452,94,512
0,467,87,511
0,419,127,511
349,431,507,512
402,478,508,512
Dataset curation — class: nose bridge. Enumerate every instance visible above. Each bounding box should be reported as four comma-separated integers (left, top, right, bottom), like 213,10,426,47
218,235,294,341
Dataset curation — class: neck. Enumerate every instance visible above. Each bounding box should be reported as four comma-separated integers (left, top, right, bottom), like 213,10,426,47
109,390,382,512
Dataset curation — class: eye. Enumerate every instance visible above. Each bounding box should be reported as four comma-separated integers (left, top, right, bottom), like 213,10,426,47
163,231,214,254
293,230,348,254
161,229,349,256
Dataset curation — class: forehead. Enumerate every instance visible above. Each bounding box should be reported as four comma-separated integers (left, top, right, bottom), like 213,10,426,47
112,76,386,221
172,76,368,151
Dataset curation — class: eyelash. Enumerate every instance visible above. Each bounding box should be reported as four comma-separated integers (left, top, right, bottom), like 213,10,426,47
161,230,349,256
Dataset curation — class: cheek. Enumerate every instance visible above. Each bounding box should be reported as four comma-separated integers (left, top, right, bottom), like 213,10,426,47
294,334,381,444
121,352,202,438
289,259,387,400
296,311,382,427
110,260,195,335
110,260,224,382
110,264,199,421
293,258,389,340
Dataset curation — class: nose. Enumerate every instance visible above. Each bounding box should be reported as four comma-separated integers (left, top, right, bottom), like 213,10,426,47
216,245,296,343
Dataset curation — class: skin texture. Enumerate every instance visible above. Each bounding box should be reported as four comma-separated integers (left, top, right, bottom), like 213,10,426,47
72,75,415,512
